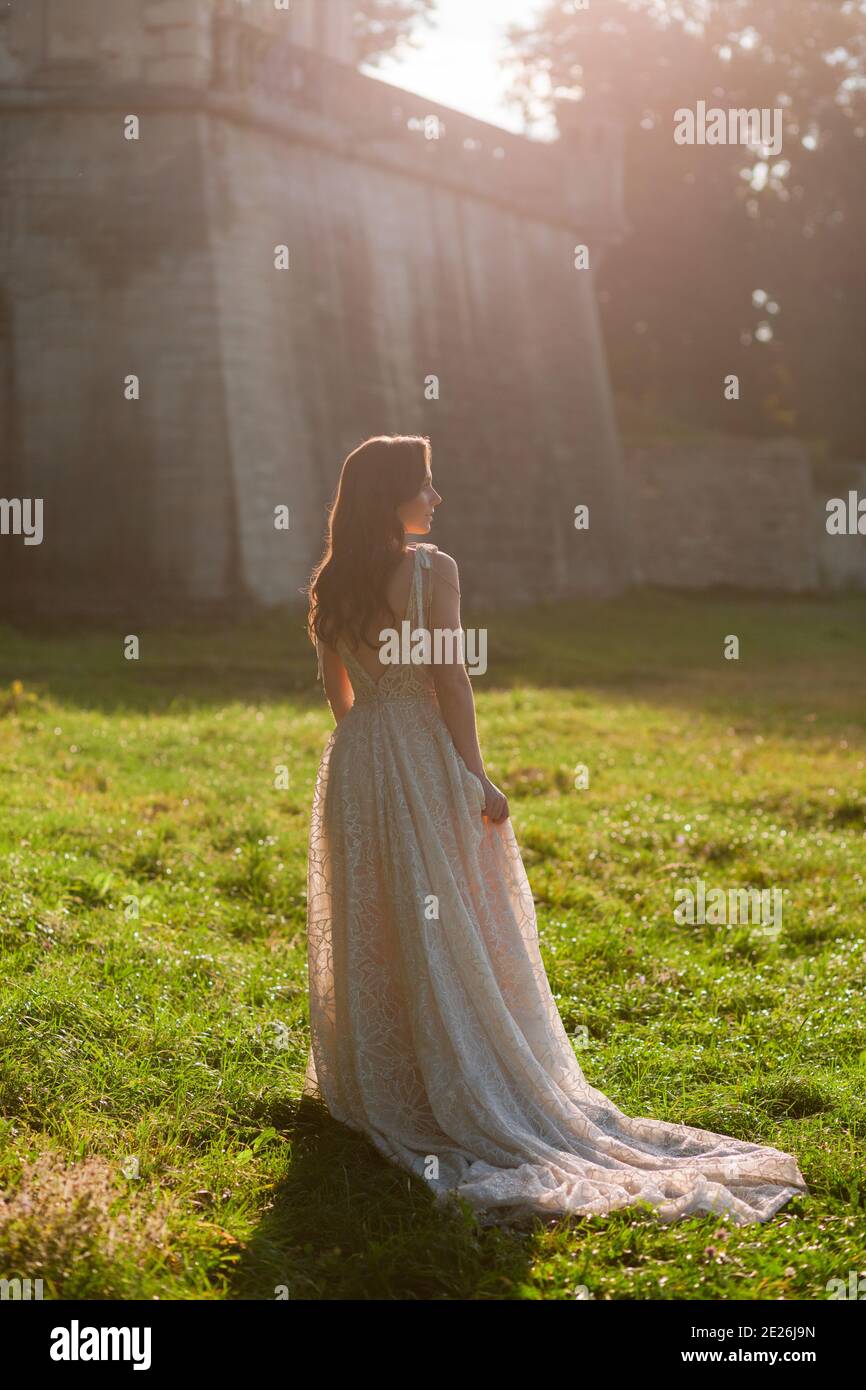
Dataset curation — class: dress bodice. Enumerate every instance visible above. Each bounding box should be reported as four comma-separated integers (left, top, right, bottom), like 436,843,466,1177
319,544,438,707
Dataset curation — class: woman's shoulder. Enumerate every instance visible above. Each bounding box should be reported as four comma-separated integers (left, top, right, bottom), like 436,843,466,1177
429,547,459,593
407,542,456,579
406,543,458,590
429,547,458,574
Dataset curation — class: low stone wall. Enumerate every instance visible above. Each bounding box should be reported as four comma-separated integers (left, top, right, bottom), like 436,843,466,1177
815,462,866,592
624,441,826,593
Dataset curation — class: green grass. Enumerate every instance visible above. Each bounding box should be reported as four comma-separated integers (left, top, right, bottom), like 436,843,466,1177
0,590,864,1300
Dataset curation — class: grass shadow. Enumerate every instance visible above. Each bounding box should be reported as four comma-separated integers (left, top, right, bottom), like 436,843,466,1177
228,1095,539,1301
2,591,865,732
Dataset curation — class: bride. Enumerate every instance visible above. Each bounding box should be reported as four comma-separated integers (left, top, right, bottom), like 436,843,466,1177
303,434,808,1227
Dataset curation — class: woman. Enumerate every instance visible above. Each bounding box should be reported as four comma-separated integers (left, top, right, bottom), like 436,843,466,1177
304,434,808,1227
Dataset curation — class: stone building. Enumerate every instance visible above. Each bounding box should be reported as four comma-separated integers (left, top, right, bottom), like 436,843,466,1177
0,0,631,619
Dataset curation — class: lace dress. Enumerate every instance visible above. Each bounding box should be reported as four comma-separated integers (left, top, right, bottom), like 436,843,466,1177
304,543,808,1226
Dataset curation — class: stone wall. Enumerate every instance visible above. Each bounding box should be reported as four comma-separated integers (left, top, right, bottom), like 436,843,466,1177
4,3,858,619
0,0,352,86
204,121,631,611
816,462,866,591
0,101,239,614
0,0,632,619
624,441,821,592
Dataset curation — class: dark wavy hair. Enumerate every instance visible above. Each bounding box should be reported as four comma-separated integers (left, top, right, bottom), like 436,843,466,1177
307,435,431,655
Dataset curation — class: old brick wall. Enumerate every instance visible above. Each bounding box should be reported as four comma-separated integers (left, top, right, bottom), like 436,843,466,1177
6,3,854,621
203,118,631,610
0,100,239,617
0,0,632,618
624,441,820,592
816,462,866,591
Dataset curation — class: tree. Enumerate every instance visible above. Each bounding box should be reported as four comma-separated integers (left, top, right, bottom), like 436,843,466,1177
355,0,437,66
504,0,866,454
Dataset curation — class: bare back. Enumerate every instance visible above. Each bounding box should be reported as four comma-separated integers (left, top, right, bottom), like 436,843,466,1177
338,546,424,687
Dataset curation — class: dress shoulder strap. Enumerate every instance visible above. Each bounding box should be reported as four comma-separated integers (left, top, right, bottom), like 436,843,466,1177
411,543,437,630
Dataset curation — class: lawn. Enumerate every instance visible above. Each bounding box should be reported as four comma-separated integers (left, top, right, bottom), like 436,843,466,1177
0,590,864,1300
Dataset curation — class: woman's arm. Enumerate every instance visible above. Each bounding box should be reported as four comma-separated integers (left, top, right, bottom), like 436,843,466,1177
319,640,355,724
429,552,509,823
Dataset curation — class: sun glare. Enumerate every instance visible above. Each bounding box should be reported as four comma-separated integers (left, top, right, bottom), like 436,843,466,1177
365,0,548,133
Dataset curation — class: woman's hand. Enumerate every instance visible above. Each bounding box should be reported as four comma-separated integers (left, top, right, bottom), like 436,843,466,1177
479,774,509,824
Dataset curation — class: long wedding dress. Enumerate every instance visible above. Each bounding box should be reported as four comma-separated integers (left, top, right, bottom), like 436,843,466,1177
304,543,808,1226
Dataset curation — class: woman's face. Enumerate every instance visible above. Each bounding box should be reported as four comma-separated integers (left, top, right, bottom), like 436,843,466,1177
397,469,442,536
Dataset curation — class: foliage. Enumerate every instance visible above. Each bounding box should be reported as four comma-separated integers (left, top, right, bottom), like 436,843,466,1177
505,1,866,454
355,0,437,66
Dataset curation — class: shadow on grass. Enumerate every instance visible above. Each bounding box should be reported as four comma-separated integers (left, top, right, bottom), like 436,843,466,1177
1,591,865,732
228,1096,538,1301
